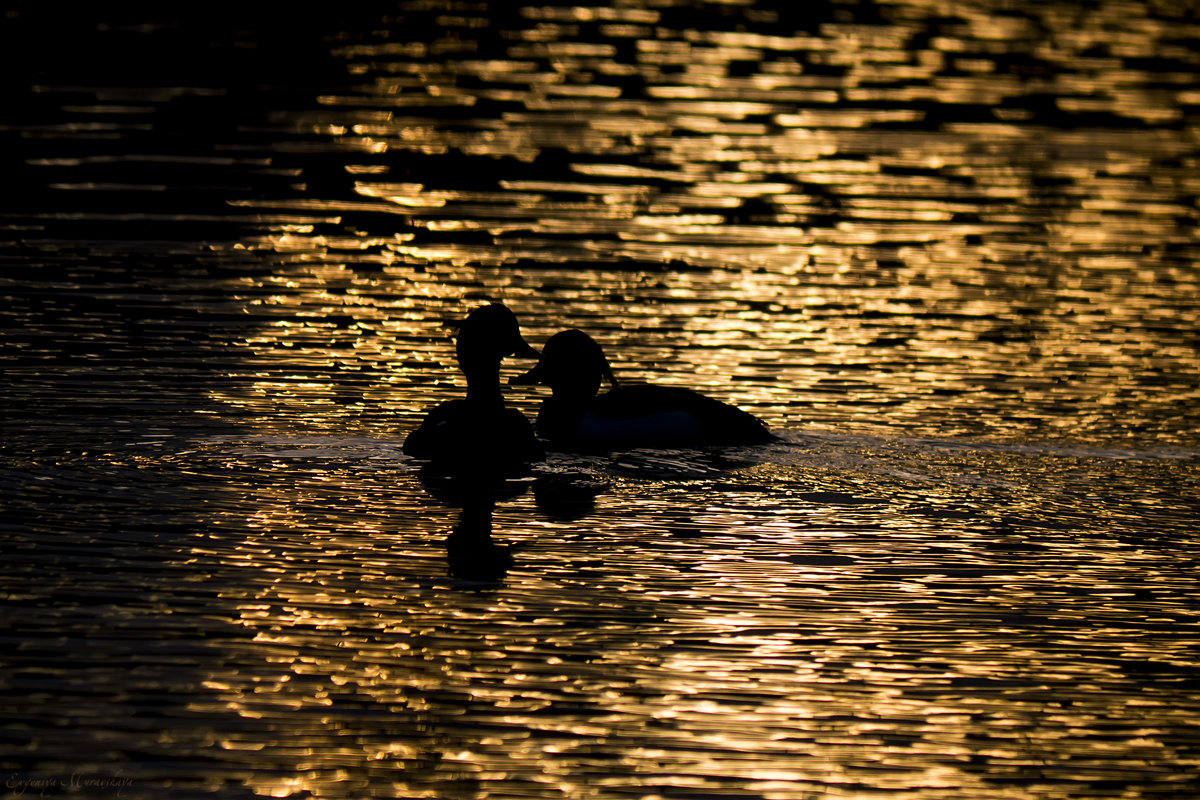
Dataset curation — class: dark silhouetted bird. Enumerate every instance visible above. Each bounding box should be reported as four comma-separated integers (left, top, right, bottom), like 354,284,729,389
513,329,774,450
404,303,543,470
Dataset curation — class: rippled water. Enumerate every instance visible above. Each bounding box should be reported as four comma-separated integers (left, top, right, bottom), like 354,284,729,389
3,2,1200,798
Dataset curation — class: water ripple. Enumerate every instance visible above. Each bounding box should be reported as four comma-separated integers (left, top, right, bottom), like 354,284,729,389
3,2,1200,798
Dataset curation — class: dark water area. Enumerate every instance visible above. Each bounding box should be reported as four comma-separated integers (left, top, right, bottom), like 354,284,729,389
3,2,1200,798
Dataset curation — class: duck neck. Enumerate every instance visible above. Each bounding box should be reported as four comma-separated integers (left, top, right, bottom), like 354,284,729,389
550,374,601,408
463,361,505,407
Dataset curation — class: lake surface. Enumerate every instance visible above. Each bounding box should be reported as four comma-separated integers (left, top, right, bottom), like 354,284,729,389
3,2,1199,798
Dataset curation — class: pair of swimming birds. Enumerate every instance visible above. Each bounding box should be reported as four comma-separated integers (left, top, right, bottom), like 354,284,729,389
404,303,775,469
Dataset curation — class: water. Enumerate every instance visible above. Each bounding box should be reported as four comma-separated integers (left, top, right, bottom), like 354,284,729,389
3,2,1200,798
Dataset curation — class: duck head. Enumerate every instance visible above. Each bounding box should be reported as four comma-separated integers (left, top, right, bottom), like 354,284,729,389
455,303,539,377
512,329,617,400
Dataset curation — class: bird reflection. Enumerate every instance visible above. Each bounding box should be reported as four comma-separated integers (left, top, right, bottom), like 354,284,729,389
414,459,530,586
443,496,512,584
513,329,776,450
532,470,607,522
419,465,607,585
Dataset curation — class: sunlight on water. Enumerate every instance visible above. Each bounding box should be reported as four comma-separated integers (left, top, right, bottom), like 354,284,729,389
3,1,1200,798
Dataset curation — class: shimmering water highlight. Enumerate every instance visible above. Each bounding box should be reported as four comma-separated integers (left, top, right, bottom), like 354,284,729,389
3,2,1199,798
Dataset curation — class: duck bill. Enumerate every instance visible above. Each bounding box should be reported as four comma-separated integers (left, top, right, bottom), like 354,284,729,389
512,337,540,360
510,362,544,386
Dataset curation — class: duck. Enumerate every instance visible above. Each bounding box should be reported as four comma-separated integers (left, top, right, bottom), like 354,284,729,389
512,329,775,450
404,303,544,470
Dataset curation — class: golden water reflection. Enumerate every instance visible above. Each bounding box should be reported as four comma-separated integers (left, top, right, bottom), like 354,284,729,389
169,0,1200,445
4,1,1200,798
156,434,1200,799
202,251,1200,447
4,421,1198,797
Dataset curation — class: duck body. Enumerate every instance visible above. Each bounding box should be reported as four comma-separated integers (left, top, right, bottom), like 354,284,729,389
404,303,544,472
538,382,773,450
515,329,775,451
405,399,543,467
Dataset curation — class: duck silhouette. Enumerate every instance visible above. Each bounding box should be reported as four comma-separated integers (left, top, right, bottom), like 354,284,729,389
513,329,775,450
404,303,544,471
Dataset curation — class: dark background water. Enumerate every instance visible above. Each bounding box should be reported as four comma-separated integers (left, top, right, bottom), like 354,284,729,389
3,2,1200,798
